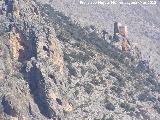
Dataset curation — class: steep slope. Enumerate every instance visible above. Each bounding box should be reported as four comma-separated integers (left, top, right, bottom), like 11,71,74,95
37,0,160,74
0,0,160,120
0,0,69,119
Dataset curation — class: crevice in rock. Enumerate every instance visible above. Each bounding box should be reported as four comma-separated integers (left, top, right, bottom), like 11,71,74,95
43,46,49,52
18,28,37,62
26,64,56,119
56,98,62,106
48,74,57,84
8,25,38,62
1,96,17,117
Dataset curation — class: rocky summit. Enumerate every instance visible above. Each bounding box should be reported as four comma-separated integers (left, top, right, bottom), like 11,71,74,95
0,0,160,120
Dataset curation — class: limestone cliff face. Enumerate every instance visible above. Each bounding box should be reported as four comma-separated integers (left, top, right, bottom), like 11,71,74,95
50,33,64,75
9,31,22,60
0,0,69,119
4,0,64,75
36,29,64,75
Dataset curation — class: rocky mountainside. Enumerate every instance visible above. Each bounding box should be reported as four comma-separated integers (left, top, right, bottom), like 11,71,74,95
0,0,160,120
38,0,160,73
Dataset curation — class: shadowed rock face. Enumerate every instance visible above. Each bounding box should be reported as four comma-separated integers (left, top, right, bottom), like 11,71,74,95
0,0,159,120
2,96,17,117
